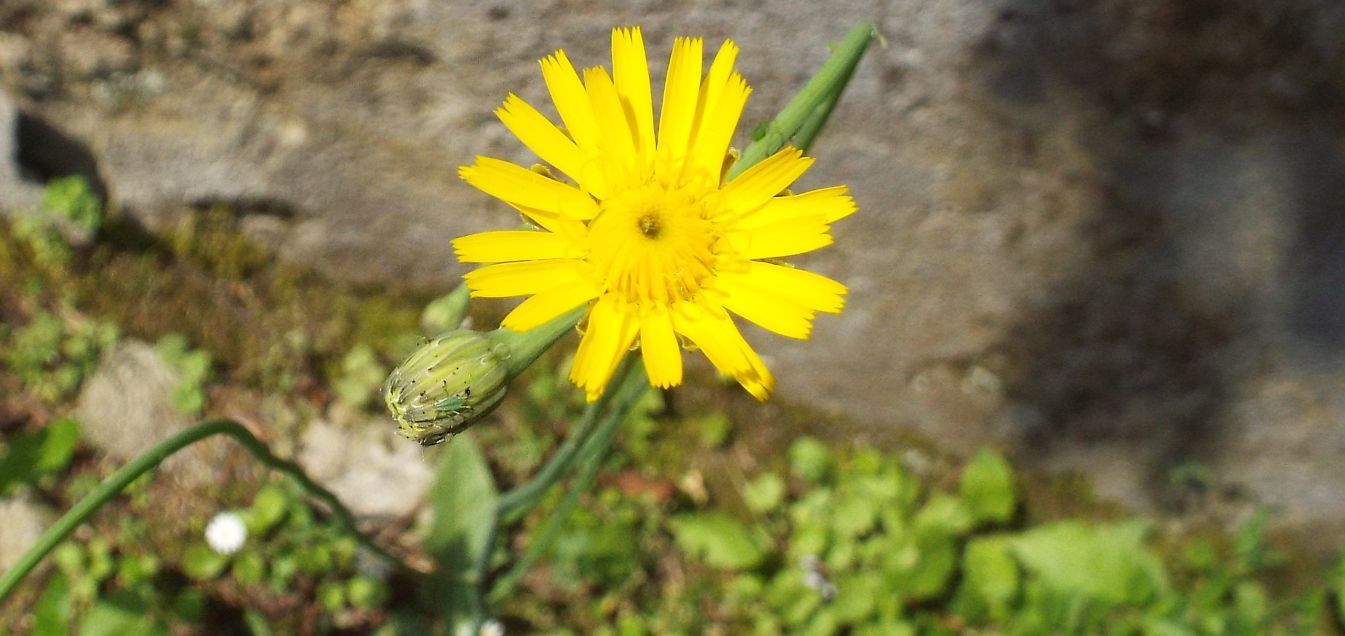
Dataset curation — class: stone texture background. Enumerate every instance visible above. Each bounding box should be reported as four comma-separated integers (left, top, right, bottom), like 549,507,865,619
6,0,1345,540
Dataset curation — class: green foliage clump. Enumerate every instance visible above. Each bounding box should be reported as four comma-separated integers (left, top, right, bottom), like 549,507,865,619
331,343,387,409
2,309,118,403
13,176,103,270
182,481,389,628
0,418,79,497
507,425,1330,635
154,334,212,416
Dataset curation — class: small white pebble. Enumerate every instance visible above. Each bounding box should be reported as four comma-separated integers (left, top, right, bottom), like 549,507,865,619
205,511,248,555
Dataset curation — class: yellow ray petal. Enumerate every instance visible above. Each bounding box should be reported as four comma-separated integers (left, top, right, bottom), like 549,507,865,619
686,40,748,181
719,147,814,217
656,37,703,175
463,259,587,298
460,157,598,219
728,261,846,313
453,230,576,263
540,50,600,153
510,203,587,241
639,307,682,388
726,215,834,259
734,185,857,228
584,66,640,186
570,295,639,400
672,302,773,400
709,275,818,339
612,27,655,163
496,93,586,185
501,283,598,332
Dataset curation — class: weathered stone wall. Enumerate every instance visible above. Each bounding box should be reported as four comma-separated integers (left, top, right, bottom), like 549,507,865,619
6,0,1345,538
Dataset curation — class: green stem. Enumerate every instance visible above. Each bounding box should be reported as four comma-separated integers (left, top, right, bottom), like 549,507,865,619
495,355,634,524
487,359,649,603
0,419,409,603
728,21,877,179
491,305,587,379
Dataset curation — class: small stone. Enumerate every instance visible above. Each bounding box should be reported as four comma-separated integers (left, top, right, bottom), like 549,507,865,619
296,418,434,519
75,340,222,485
0,496,54,571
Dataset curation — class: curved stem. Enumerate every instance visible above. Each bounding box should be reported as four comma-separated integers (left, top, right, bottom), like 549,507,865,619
495,356,635,524
0,419,410,603
488,360,649,603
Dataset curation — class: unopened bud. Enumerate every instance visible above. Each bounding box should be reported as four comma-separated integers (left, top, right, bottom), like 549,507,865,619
382,330,511,445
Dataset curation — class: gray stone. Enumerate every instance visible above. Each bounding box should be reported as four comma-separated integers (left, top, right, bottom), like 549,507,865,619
296,417,433,519
75,340,221,484
0,495,54,571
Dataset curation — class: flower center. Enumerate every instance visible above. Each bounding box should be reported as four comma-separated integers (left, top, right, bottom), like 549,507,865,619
638,213,662,239
587,183,719,305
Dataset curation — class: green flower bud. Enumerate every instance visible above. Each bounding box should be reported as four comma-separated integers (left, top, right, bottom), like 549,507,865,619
382,330,511,445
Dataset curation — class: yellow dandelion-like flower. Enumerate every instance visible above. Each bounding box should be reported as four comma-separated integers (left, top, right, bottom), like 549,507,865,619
455,26,856,401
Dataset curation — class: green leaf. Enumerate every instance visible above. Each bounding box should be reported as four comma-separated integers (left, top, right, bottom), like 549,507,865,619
743,473,786,514
41,175,102,233
182,544,230,581
832,572,882,623
906,533,958,600
423,432,498,625
231,552,266,586
788,437,833,484
78,592,165,636
913,493,973,539
333,344,386,408
0,418,80,495
32,573,71,636
959,537,1019,620
697,413,732,448
1009,520,1167,608
347,576,387,610
959,447,1016,525
668,512,769,570
832,492,878,539
249,483,289,534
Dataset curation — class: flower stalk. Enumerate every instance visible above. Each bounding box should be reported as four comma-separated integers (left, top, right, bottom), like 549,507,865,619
729,21,878,178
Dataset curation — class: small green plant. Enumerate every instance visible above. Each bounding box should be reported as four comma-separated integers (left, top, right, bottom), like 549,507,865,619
0,418,79,497
155,334,212,416
181,481,388,627
12,176,103,270
2,309,118,403
331,343,387,409
41,176,103,235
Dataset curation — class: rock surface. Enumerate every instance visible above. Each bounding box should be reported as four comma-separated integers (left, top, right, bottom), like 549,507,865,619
8,0,1345,539
297,417,433,519
0,496,53,571
75,339,223,484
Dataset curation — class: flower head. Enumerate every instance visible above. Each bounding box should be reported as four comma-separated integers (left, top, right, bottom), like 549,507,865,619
205,511,247,555
383,330,511,445
456,27,855,401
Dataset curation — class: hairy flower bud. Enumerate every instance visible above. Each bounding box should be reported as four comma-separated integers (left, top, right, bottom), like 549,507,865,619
382,330,510,445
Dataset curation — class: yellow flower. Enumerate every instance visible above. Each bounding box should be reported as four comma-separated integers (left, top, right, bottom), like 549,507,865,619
455,27,855,401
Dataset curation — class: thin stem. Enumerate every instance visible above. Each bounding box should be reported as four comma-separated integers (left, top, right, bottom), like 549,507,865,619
495,356,634,524
491,305,588,379
728,21,877,179
0,419,409,603
792,61,851,154
487,360,649,603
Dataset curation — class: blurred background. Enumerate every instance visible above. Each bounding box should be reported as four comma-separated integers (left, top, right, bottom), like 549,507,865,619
5,0,1345,632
